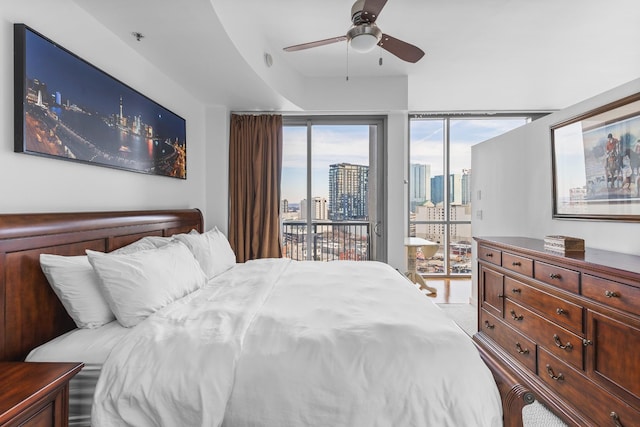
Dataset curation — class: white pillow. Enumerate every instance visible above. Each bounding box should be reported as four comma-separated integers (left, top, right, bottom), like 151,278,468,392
112,235,173,255
39,254,115,329
86,242,207,328
173,227,236,279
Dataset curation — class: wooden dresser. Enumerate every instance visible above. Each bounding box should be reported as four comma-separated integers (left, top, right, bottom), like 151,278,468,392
0,362,83,427
473,236,640,427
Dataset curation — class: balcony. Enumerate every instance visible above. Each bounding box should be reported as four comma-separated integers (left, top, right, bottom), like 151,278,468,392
281,220,370,261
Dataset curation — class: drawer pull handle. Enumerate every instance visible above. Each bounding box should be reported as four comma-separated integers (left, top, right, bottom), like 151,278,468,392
549,273,562,279
510,310,524,321
583,339,593,346
515,342,529,355
511,261,521,266
511,288,522,294
605,290,619,298
484,320,495,329
610,412,624,427
485,253,493,257
553,334,573,350
556,308,566,315
545,364,564,381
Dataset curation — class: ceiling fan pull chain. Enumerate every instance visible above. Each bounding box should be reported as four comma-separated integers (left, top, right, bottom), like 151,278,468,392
379,45,383,66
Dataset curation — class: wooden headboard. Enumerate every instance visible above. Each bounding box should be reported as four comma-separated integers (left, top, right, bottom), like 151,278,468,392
0,209,203,362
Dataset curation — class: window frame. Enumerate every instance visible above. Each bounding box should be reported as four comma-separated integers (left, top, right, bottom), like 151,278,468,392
408,112,548,277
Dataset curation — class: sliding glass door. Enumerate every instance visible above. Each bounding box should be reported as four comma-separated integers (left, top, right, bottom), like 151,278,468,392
281,116,386,262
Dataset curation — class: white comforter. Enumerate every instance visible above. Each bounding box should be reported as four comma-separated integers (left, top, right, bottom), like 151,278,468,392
92,259,502,426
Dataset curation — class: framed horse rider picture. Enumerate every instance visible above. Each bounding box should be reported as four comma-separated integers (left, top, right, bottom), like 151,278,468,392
551,92,640,221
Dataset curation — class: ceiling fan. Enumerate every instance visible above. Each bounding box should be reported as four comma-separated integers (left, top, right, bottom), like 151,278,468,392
283,0,424,63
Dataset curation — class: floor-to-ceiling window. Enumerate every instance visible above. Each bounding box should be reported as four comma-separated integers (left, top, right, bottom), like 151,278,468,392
281,116,386,262
409,114,542,277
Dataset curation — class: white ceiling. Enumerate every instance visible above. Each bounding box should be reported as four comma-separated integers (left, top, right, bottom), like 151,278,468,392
73,0,640,112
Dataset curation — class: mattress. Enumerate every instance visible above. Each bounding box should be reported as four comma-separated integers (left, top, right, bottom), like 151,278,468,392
25,321,130,427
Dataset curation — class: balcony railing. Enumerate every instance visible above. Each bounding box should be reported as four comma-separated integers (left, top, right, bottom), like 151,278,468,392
281,220,370,261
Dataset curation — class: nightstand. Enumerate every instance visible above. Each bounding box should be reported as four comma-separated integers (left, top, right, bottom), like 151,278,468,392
0,362,83,427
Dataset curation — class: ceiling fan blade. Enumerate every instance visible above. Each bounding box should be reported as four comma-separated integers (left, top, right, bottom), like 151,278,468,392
378,33,425,63
361,0,388,23
283,36,347,52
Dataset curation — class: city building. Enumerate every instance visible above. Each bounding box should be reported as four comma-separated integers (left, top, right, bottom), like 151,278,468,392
410,163,431,212
328,163,369,221
300,197,328,220
430,173,463,205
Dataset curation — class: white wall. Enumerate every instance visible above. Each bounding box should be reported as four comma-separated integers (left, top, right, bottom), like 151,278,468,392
204,106,230,234
471,78,640,301
0,0,213,221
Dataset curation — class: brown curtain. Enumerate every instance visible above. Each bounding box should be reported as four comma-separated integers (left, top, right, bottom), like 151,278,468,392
228,114,283,262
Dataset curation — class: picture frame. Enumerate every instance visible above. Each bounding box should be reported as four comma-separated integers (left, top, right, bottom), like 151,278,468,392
551,92,640,221
14,24,187,179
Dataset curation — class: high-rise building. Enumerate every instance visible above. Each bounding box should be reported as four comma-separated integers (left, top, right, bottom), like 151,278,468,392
328,163,368,220
410,163,431,212
461,169,472,205
431,173,463,205
300,197,328,220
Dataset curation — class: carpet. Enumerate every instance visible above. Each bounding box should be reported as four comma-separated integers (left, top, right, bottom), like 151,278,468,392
435,303,477,336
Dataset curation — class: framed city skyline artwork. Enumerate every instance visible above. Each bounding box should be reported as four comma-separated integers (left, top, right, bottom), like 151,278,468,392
14,24,187,179
551,92,640,221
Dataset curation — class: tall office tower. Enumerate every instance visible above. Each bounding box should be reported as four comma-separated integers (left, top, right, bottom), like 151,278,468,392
328,163,369,220
461,169,471,205
431,173,463,205
281,199,289,214
430,175,445,205
410,163,431,212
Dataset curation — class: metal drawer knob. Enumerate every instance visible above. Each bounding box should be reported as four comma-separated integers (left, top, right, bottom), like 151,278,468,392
515,342,529,355
549,273,562,279
553,334,573,350
485,253,493,257
556,308,566,315
511,288,522,294
484,320,495,329
610,412,624,427
511,261,521,266
605,290,620,298
510,309,524,321
545,364,564,381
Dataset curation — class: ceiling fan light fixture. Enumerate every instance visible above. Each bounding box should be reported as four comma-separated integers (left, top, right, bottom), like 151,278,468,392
347,24,381,53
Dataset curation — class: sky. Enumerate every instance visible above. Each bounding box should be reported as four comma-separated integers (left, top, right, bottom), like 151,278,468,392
281,118,528,204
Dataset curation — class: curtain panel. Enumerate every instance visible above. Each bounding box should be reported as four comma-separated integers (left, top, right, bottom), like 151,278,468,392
229,114,283,262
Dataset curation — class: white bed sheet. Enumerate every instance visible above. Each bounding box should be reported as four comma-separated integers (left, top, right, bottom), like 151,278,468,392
26,321,130,427
92,259,502,427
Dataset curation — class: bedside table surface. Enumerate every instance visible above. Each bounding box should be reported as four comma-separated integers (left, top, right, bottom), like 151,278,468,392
0,362,83,424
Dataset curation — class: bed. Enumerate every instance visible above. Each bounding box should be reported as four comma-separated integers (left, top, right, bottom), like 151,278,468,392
0,209,503,426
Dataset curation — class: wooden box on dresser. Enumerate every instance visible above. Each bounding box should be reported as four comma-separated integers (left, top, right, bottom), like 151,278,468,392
473,236,640,427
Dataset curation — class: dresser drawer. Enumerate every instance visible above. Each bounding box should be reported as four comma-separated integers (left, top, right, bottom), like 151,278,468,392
478,245,501,266
538,347,640,427
582,274,640,315
505,276,583,334
502,252,533,277
505,299,584,370
534,261,580,294
480,309,537,373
